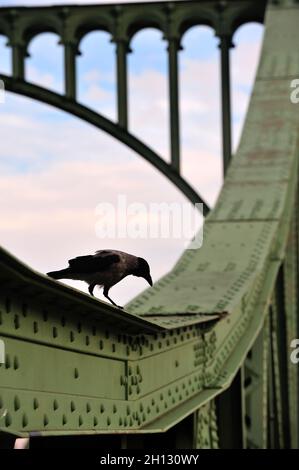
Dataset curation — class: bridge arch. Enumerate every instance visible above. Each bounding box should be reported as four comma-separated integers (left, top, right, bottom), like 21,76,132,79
0,18,9,38
19,16,63,46
71,13,115,47
0,74,209,214
124,11,167,42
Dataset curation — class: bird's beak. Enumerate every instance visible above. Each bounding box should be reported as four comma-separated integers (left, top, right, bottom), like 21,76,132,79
145,274,153,286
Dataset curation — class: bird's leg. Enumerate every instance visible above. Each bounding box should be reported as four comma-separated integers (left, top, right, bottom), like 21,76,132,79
88,283,97,296
103,287,123,309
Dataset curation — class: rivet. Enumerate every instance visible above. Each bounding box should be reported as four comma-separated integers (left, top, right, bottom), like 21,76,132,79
22,413,28,428
33,321,38,333
14,315,20,329
5,413,12,427
14,396,20,411
13,356,19,370
5,355,10,369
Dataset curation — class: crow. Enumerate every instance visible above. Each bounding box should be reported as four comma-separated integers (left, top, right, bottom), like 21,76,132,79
47,249,152,309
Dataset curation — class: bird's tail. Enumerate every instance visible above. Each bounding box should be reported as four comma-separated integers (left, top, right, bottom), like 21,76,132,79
47,268,71,280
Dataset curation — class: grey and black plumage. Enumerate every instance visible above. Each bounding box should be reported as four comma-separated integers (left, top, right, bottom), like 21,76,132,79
47,249,153,309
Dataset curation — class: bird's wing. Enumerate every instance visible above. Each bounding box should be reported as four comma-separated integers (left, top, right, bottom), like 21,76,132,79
68,254,120,273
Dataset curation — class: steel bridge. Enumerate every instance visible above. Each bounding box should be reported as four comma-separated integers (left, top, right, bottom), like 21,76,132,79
0,0,298,449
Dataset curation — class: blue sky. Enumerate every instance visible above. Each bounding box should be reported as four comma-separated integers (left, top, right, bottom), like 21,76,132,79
0,0,264,304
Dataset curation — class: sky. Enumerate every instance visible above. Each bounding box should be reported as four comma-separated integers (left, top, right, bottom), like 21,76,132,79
0,0,264,306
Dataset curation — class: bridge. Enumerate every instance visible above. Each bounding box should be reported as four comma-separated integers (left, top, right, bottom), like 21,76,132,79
0,0,298,449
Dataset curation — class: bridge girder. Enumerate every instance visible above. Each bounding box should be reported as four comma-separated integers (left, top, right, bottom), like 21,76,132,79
0,0,299,449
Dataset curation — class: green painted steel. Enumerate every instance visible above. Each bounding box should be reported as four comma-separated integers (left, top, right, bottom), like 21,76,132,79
0,0,299,448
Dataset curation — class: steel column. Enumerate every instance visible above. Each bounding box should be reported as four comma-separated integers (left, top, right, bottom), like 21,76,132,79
244,320,269,449
167,37,181,172
219,34,233,175
64,42,77,100
217,368,246,449
116,40,128,129
12,44,25,80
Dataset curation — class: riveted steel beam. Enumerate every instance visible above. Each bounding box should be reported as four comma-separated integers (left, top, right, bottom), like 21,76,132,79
1,1,299,447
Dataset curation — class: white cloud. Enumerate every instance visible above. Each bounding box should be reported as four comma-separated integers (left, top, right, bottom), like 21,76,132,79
0,29,262,305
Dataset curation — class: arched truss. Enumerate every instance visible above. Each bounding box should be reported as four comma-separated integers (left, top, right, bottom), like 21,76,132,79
0,0,266,215
0,74,208,213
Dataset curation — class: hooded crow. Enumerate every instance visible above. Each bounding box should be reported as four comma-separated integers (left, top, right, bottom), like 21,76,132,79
47,249,152,309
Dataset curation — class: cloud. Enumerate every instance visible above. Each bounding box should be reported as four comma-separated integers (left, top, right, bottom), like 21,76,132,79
0,25,263,304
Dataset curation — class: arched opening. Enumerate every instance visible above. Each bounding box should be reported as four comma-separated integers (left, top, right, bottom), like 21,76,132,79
0,34,10,75
0,92,201,305
180,25,222,208
129,28,169,162
77,30,116,121
231,22,264,152
26,32,63,94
